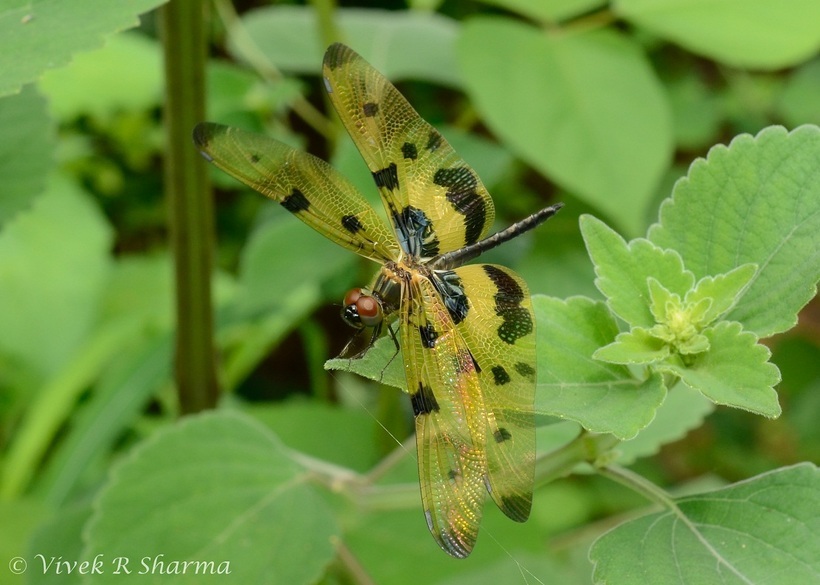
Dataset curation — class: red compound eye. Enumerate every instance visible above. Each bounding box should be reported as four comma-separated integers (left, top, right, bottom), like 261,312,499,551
357,294,383,328
343,288,363,308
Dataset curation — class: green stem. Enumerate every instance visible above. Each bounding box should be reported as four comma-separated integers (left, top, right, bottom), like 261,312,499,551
597,464,677,510
161,0,219,413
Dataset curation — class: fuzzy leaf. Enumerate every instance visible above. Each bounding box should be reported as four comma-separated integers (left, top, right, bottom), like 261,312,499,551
0,0,167,97
535,296,666,439
594,327,670,365
659,322,781,417
581,215,694,327
649,126,820,337
686,264,757,326
85,411,339,585
591,463,820,584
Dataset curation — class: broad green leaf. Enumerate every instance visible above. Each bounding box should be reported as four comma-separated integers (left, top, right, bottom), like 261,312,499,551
459,18,672,236
665,71,723,150
660,322,781,417
616,382,714,465
534,296,666,439
38,32,162,121
240,6,460,87
649,125,820,337
0,85,55,225
473,0,606,24
0,0,167,97
614,0,820,69
594,327,670,365
0,176,112,377
84,411,339,585
686,263,757,326
581,215,694,328
590,463,820,584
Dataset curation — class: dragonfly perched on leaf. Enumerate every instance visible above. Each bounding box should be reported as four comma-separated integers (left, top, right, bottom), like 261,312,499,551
194,43,562,558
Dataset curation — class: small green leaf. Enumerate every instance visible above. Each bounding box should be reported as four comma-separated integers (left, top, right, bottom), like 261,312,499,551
459,19,672,235
535,296,666,439
777,60,820,128
85,411,339,585
615,0,820,69
594,328,670,365
660,322,781,417
686,263,757,326
647,277,677,323
581,215,694,327
325,335,405,391
649,125,820,337
590,463,820,584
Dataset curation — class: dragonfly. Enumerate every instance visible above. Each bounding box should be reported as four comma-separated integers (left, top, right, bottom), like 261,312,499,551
194,43,562,558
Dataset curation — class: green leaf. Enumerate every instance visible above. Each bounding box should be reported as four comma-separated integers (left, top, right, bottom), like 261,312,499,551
85,411,339,585
534,296,666,439
616,382,714,465
459,18,672,236
686,263,757,326
0,85,55,225
0,176,112,377
660,322,781,417
594,327,670,365
0,0,167,97
240,6,460,87
26,501,91,585
325,334,405,391
590,463,820,584
649,125,820,337
581,215,694,328
614,0,820,69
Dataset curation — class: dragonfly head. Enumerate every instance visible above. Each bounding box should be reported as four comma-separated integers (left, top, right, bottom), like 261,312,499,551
342,288,383,329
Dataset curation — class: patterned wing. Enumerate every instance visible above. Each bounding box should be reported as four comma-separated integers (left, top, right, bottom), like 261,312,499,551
194,122,398,262
401,272,489,558
322,43,495,258
436,263,536,522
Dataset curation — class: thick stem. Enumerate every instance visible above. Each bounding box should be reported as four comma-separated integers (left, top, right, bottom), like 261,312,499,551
161,0,219,413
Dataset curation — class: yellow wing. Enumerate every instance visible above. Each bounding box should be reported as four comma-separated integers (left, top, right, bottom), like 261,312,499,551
439,264,536,522
322,43,495,258
401,272,488,558
193,122,399,263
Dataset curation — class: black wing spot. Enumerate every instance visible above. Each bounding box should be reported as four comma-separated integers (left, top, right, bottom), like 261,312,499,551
402,141,418,160
249,153,261,163
411,382,440,416
492,365,511,385
500,494,531,522
281,189,310,213
341,214,363,234
419,323,438,349
494,427,512,443
433,167,486,245
515,361,536,380
447,469,459,481
373,163,399,191
484,266,532,344
363,102,379,117
426,130,443,152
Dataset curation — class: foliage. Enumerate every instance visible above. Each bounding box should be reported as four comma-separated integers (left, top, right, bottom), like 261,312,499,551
0,1,818,584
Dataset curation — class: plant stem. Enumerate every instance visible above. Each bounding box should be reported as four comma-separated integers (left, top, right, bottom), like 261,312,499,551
161,0,219,413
